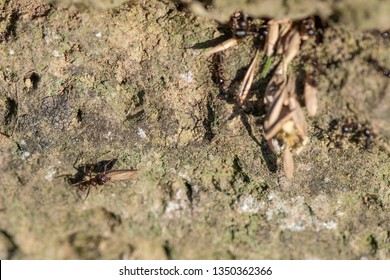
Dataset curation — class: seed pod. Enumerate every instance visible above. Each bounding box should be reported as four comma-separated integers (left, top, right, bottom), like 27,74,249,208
276,19,293,55
281,29,301,75
204,38,238,56
265,111,294,141
264,73,285,104
304,74,318,116
264,75,289,130
238,49,259,104
266,20,279,57
282,147,294,180
289,97,307,139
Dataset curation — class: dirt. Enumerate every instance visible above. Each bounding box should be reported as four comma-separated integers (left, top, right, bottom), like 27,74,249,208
0,0,389,259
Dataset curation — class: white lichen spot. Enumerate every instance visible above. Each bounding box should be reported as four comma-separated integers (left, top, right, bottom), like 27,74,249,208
280,221,306,232
266,210,273,221
276,201,288,213
266,192,339,232
44,167,57,181
165,201,182,213
21,151,30,160
43,28,60,44
164,188,190,219
335,211,345,217
137,127,147,139
43,35,50,44
52,50,60,57
104,131,113,141
177,171,191,183
179,71,193,83
322,221,337,230
238,195,264,213
291,195,304,203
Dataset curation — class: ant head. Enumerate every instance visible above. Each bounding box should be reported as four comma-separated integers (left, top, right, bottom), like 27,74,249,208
96,173,107,185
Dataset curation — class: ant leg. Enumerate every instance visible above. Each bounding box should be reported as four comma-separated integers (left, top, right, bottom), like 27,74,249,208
67,153,86,184
84,185,92,200
72,153,83,171
103,159,115,173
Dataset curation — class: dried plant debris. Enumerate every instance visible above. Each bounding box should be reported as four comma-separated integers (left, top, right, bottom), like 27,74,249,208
203,11,265,56
264,74,309,179
203,11,323,179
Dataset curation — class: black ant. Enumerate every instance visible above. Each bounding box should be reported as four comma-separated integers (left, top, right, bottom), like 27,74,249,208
211,52,225,87
341,122,359,137
300,17,316,38
382,30,389,40
327,119,375,150
361,127,374,150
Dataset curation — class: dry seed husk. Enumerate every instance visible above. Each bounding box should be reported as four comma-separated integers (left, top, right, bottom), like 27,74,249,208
282,147,294,180
204,38,237,56
304,77,318,116
238,49,260,104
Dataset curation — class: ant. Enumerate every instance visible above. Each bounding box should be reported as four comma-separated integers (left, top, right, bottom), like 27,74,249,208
361,127,374,150
341,122,359,137
327,119,375,150
381,30,389,40
229,11,261,38
211,50,225,94
68,159,138,200
211,52,225,87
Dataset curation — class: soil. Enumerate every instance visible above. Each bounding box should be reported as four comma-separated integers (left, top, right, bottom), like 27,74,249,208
0,0,389,259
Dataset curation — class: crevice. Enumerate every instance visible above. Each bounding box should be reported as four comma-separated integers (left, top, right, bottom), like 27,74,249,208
203,92,215,141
